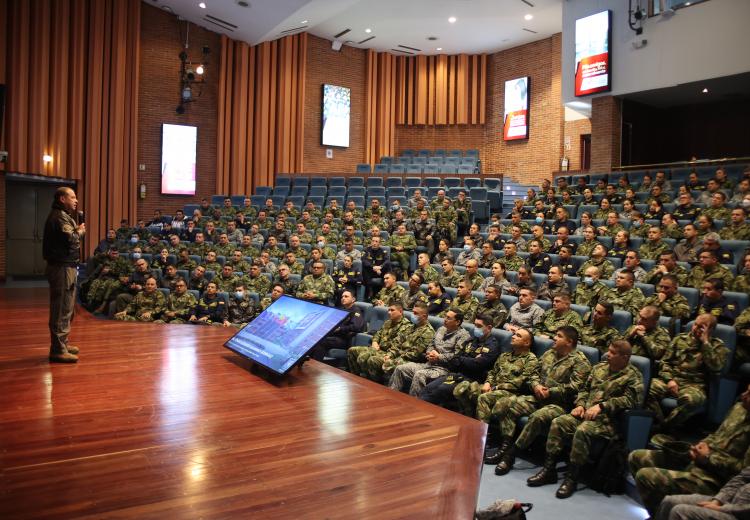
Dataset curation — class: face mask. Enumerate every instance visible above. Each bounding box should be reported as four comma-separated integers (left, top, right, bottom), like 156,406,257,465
535,217,544,224
317,241,325,248
473,327,485,339
130,237,138,244
584,277,594,287
234,291,244,300
391,205,399,211
743,200,750,209
632,221,641,228
131,252,141,260
463,245,472,252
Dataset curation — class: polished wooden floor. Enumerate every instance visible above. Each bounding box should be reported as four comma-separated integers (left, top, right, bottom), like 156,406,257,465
0,288,486,519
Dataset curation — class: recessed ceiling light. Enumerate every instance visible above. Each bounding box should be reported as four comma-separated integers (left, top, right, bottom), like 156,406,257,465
365,28,372,33
524,14,533,21
198,2,206,8
301,20,308,24
436,47,442,51
448,16,457,23
702,88,709,93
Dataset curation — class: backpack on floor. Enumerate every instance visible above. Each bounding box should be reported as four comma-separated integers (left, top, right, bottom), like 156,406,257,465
587,436,628,496
475,500,532,520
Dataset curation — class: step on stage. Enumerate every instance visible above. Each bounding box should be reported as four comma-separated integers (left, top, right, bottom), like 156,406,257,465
0,288,486,519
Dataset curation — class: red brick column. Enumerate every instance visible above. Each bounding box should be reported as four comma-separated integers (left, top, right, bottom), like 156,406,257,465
590,96,621,172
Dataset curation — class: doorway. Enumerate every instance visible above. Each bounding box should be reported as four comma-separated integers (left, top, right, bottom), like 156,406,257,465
580,134,591,171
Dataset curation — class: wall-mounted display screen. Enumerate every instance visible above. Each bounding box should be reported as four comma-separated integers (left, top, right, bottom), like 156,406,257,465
575,10,612,97
322,84,351,147
224,296,349,375
503,77,529,141
161,123,197,195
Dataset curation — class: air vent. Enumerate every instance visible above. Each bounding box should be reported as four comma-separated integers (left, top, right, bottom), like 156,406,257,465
391,48,414,55
358,36,375,44
426,36,438,41
398,44,422,52
522,28,538,34
281,25,308,34
521,0,534,7
334,28,351,38
236,0,250,7
204,14,238,29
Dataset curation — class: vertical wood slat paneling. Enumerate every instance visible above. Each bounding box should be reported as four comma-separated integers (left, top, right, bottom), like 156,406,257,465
478,54,486,124
49,0,69,179
216,33,306,194
67,0,87,181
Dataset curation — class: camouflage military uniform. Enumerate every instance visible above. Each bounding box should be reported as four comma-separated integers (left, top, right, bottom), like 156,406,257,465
374,284,407,306
433,206,458,243
227,295,256,327
702,206,731,222
720,223,750,241
643,293,691,321
533,309,584,337
415,265,440,284
578,256,615,277
243,274,272,296
85,256,132,307
263,246,284,260
524,237,552,253
630,224,650,239
646,333,728,430
378,322,436,381
576,240,600,258
296,273,335,304
503,222,530,234
546,361,643,466
215,274,240,293
735,308,750,364
389,233,417,274
608,287,646,317
630,401,750,515
441,295,479,323
625,325,672,360
572,280,611,309
661,223,683,240
639,241,671,261
645,265,689,286
536,282,569,302
401,289,429,311
272,275,299,296
203,261,222,273
686,264,734,291
115,289,166,322
580,323,620,354
281,261,304,276
465,272,485,291
458,351,538,421
347,317,413,379
287,246,309,260
504,349,592,450
439,270,464,289
602,223,625,238
477,299,508,328
155,291,197,324
501,255,525,272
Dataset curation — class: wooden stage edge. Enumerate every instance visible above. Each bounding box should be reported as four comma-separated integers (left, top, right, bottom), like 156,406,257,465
0,288,487,519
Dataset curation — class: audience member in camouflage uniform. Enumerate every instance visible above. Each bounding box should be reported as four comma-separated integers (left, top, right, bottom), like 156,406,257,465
579,302,621,354
644,274,691,321
373,272,407,307
501,243,526,272
401,273,429,311
114,277,165,322
388,223,417,279
464,259,485,290
645,252,689,287
438,257,464,289
533,293,583,339
226,284,257,327
646,314,729,432
577,243,615,280
639,226,671,260
489,327,592,476
573,265,612,309
625,305,672,360
687,250,734,290
440,279,479,323
389,308,472,396
155,278,196,324
608,270,646,317
531,340,642,499
476,285,508,328
378,303,436,382
537,266,569,302
631,385,750,517
296,261,336,305
215,264,240,293
347,303,413,380
719,208,750,240
414,253,439,284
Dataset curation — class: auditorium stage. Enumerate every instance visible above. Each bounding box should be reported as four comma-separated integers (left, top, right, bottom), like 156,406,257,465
0,288,486,519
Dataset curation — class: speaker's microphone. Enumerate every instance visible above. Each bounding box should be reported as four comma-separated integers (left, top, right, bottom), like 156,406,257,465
77,210,85,224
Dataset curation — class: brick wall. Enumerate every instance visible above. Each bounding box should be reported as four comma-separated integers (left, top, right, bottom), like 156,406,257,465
564,118,592,171
303,35,367,173
136,3,220,222
392,34,565,185
590,95,621,172
484,34,564,185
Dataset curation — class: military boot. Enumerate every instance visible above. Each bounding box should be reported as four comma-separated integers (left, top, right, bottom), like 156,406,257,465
494,445,516,476
484,437,512,464
555,464,579,499
526,455,558,487
49,352,78,363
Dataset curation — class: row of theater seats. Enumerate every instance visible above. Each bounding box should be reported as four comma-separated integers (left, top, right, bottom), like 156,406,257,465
566,163,749,185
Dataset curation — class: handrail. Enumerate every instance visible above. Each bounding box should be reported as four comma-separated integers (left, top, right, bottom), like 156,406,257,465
612,156,750,172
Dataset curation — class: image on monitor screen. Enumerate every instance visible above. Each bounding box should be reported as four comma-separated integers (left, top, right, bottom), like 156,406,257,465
321,84,351,148
503,77,529,141
161,123,197,195
574,10,612,97
224,296,349,375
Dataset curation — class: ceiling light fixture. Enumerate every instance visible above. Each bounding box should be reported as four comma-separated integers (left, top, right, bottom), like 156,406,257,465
198,2,206,8
43,154,53,164
365,28,372,33
702,88,709,93
448,16,457,23
302,20,308,24
524,14,533,21
436,47,442,51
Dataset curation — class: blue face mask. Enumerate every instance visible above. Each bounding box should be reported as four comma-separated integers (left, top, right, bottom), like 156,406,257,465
535,217,544,224
130,237,138,244
584,276,594,287
632,221,642,228
473,327,485,339
234,291,244,300
463,245,472,252
317,241,325,248
131,252,141,260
